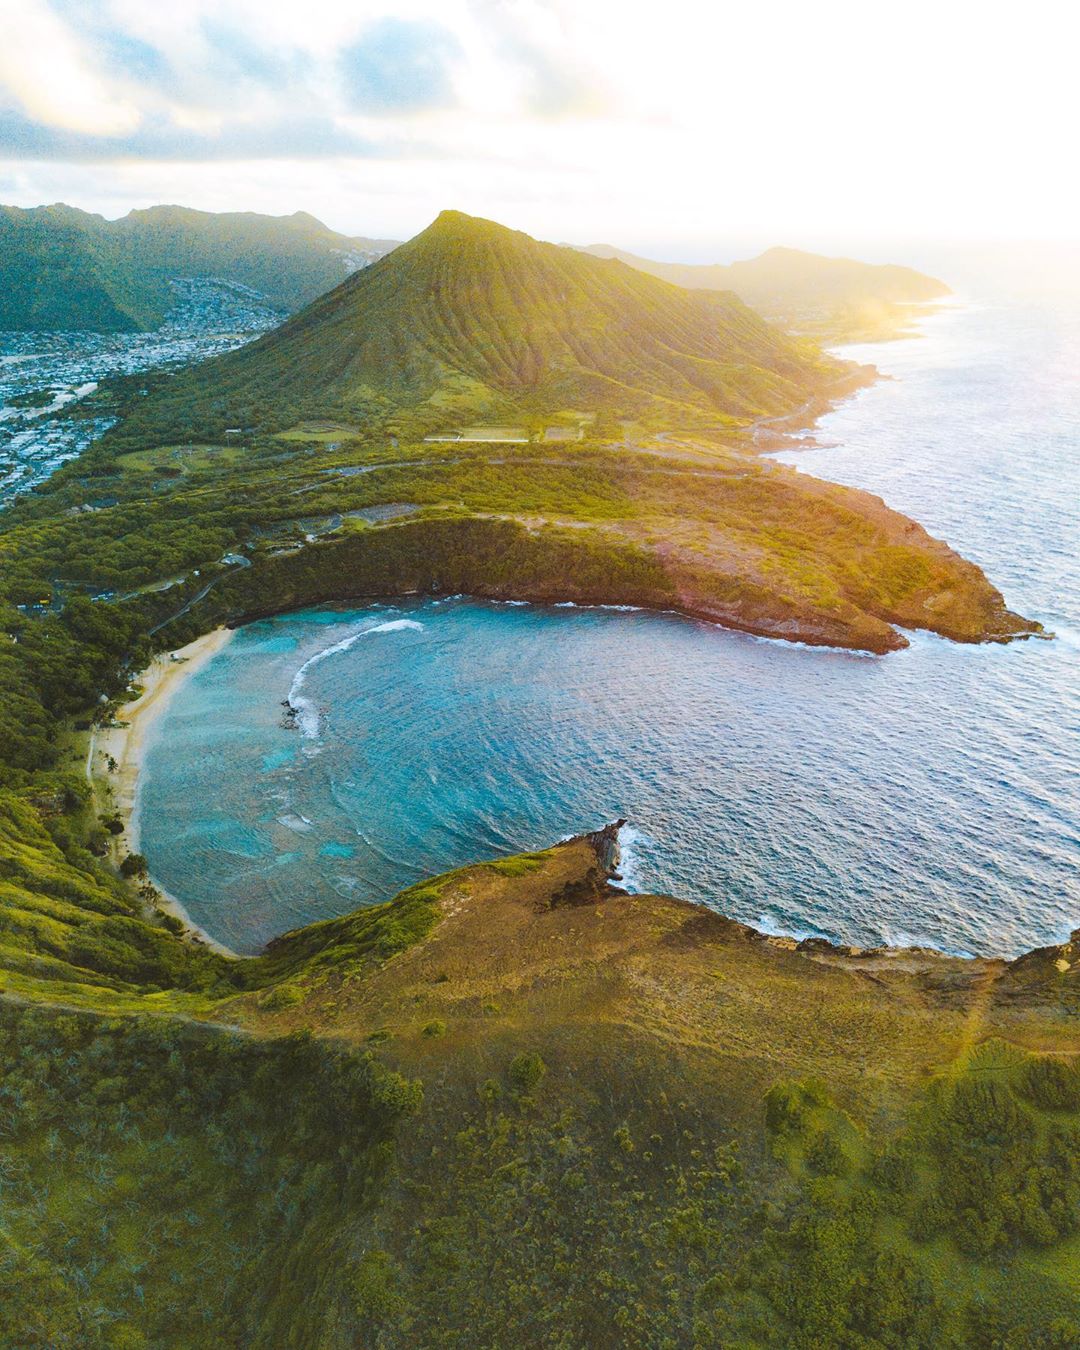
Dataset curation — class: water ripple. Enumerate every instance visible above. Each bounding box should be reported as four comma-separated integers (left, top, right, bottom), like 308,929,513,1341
141,291,1080,957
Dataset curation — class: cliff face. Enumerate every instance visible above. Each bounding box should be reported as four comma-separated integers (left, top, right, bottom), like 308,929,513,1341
216,509,1039,657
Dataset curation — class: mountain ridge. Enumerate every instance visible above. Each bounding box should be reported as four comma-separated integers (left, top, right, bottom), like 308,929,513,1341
0,201,400,332
574,240,951,340
119,207,849,441
1,208,1036,666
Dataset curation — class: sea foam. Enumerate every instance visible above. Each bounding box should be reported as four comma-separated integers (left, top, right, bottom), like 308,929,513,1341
287,619,424,737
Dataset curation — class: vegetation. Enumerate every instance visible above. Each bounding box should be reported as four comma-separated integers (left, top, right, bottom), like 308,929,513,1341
0,835,1078,1345
577,242,951,342
0,218,1035,795
0,202,397,331
0,1002,420,1348
0,205,1060,1345
114,209,847,444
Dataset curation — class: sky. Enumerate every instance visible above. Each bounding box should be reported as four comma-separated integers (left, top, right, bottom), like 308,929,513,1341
0,0,1078,260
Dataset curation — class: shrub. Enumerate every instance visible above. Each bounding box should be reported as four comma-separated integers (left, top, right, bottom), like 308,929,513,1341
119,853,147,878
806,1130,851,1177
1018,1056,1080,1112
508,1051,547,1094
348,1249,404,1326
764,1078,830,1136
260,984,304,1011
486,854,545,878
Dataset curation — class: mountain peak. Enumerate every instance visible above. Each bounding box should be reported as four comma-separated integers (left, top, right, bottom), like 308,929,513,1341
429,208,490,231
419,209,531,249
125,208,843,444
286,209,330,232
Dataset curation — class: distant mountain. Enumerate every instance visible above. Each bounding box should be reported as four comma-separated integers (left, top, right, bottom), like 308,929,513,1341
125,209,846,441
0,203,400,332
574,243,950,340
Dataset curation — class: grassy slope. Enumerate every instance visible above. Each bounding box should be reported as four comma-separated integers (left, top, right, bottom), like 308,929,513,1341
0,203,396,331
578,242,952,342
116,209,847,442
2,834,1080,1347
0,211,1037,670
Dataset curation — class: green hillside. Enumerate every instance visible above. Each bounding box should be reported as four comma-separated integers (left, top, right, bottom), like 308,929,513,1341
0,205,1062,1348
0,202,398,332
2,830,1080,1348
577,242,951,341
118,209,846,441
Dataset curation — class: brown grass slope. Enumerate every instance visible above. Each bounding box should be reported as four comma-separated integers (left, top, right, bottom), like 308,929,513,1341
233,827,1080,1100
216,829,1080,1346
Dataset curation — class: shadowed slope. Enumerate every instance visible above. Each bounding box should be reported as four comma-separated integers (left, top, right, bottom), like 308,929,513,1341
0,202,397,332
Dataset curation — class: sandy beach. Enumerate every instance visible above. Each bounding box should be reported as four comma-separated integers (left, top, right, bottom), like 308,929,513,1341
89,627,237,956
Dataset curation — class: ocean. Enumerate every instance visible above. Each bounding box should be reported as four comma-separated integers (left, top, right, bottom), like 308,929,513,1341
140,259,1080,957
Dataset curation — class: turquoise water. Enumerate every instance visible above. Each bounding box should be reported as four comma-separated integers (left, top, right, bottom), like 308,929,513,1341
141,276,1079,958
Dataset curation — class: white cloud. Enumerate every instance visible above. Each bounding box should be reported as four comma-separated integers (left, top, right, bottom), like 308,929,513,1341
0,0,140,136
0,0,1078,248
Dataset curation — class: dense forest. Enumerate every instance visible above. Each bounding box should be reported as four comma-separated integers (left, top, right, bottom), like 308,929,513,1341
1,839,1080,1347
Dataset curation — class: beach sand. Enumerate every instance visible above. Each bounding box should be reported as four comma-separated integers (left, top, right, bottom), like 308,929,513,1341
90,627,237,956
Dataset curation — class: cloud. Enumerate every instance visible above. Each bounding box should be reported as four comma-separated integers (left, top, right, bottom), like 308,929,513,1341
0,0,140,135
85,28,174,87
0,107,388,162
0,0,622,170
2,0,1078,250
198,19,313,90
338,18,461,115
0,3,477,160
478,2,607,119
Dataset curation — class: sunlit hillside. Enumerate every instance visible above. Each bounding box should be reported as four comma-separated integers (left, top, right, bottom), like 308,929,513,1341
117,210,846,443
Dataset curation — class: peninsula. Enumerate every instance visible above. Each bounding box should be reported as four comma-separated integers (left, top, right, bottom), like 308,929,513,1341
1,210,1037,678
574,241,952,342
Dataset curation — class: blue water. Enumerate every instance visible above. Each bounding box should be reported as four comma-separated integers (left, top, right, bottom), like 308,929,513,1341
141,275,1080,958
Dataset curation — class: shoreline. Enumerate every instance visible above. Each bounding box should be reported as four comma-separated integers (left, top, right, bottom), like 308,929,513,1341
140,604,1061,968
90,627,239,957
96,622,1071,970
83,291,1040,968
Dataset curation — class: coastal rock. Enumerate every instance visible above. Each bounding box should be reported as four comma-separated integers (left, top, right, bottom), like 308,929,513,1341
584,818,626,875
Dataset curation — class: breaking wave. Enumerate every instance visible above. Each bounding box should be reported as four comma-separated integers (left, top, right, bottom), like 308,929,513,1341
287,618,424,737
